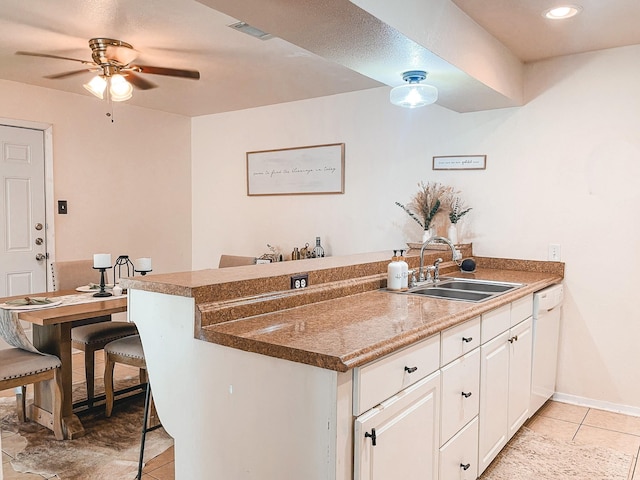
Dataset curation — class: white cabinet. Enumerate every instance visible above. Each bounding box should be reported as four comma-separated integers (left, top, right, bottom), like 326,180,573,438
353,334,440,416
440,348,480,443
354,371,441,480
439,417,479,480
478,296,533,475
507,318,533,438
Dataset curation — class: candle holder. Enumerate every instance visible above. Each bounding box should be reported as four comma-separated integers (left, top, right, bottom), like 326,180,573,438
92,266,113,297
134,257,152,276
114,255,135,281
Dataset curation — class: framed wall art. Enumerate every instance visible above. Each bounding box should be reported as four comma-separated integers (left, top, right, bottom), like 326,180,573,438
246,143,345,196
432,155,487,170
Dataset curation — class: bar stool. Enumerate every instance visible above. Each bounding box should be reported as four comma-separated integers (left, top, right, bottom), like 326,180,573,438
51,260,137,407
0,348,64,440
104,334,159,479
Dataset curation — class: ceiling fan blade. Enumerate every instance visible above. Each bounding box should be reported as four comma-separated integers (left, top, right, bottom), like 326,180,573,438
132,65,200,80
44,69,93,79
125,72,157,90
15,51,94,65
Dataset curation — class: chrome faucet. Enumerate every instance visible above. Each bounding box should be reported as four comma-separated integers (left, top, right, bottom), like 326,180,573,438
418,236,459,282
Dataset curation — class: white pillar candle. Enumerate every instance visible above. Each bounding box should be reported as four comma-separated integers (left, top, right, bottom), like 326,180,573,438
136,257,152,271
93,253,112,269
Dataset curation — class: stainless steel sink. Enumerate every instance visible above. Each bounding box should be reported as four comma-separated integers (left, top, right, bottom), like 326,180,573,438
401,278,523,302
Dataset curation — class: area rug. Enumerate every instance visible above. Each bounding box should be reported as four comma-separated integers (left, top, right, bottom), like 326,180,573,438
480,427,632,480
1,377,173,479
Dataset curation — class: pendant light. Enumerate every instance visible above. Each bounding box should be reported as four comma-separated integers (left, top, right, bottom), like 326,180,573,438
390,70,438,109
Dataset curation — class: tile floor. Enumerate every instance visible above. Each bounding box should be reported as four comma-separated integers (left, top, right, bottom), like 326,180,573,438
3,356,640,479
1,351,175,480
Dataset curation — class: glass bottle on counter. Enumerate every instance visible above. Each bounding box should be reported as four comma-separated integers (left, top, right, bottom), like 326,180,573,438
312,237,325,257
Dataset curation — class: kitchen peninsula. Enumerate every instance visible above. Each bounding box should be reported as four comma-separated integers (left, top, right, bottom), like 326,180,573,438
121,248,563,480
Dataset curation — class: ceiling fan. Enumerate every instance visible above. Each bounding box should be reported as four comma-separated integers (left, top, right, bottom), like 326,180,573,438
16,38,200,101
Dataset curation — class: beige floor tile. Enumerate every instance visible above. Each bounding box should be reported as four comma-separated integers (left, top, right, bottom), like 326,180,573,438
631,456,639,480
537,400,589,424
144,446,174,472
575,424,640,456
3,450,12,464
144,461,175,480
584,408,640,436
2,463,45,479
1,432,27,458
526,415,580,441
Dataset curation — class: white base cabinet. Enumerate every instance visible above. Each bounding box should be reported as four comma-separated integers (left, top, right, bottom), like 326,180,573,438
478,296,533,475
354,371,440,480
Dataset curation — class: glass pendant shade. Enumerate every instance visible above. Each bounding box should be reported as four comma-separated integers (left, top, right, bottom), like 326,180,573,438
390,70,438,108
83,75,107,99
109,74,133,102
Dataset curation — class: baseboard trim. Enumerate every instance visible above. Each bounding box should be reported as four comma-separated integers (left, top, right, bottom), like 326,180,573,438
553,392,640,418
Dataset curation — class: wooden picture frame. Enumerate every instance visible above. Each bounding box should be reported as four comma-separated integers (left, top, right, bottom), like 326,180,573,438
432,155,487,170
247,143,345,196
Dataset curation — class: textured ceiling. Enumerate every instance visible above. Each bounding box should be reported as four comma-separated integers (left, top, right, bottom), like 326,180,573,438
0,0,637,116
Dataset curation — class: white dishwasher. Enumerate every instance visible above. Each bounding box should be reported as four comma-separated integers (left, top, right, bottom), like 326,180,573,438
530,284,564,415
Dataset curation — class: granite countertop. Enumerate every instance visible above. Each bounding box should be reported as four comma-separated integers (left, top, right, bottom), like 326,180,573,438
199,267,562,372
122,251,563,373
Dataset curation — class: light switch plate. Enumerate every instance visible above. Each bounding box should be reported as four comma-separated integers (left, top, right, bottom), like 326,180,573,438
548,244,561,261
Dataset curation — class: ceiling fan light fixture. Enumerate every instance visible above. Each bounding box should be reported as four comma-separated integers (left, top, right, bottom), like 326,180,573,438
109,74,133,102
83,75,107,99
543,5,582,19
390,70,438,109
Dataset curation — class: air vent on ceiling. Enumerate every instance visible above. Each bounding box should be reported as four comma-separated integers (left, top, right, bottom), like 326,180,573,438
228,21,273,40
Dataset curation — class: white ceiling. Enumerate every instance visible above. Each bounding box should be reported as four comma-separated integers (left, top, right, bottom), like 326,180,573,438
0,0,638,117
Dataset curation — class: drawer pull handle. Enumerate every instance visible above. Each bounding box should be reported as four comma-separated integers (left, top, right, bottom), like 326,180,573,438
404,366,418,374
365,428,377,446
462,336,473,343
460,463,471,471
461,391,472,398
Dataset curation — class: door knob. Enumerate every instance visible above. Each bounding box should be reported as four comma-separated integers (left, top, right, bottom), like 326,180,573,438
35,253,45,261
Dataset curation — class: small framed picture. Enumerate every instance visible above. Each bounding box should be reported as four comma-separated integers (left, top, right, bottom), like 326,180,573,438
433,155,486,170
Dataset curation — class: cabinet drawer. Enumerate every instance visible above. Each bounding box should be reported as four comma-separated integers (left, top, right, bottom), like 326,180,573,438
481,304,510,344
353,334,440,416
440,348,480,444
441,316,480,366
511,294,533,326
440,417,478,480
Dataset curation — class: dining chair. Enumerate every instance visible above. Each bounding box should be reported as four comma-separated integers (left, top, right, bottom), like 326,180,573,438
0,348,64,440
51,260,137,407
103,334,159,479
218,254,257,268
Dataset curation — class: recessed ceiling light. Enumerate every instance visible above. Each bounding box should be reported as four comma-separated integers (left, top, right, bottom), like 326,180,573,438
543,5,582,19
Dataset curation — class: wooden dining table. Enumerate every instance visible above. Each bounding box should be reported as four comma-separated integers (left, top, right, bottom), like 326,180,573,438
0,290,127,439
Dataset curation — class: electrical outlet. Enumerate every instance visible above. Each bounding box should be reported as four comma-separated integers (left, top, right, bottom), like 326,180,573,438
291,273,309,289
548,244,561,261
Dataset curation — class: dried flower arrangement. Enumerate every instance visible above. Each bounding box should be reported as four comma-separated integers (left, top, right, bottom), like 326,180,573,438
447,195,472,224
395,181,454,232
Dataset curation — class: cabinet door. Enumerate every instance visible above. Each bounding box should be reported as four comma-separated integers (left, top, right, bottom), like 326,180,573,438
354,371,440,480
508,317,533,438
478,330,510,474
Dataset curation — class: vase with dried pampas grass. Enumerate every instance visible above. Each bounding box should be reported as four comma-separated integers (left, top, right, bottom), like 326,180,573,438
396,181,454,242
445,194,472,244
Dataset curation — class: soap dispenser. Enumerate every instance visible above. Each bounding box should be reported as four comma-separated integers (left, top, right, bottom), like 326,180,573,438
398,250,409,290
387,250,403,291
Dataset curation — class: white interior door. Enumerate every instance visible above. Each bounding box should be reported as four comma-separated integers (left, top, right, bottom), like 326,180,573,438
0,124,47,297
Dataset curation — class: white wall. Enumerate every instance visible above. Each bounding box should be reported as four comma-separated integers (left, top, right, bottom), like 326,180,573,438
192,44,640,411
0,80,192,275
